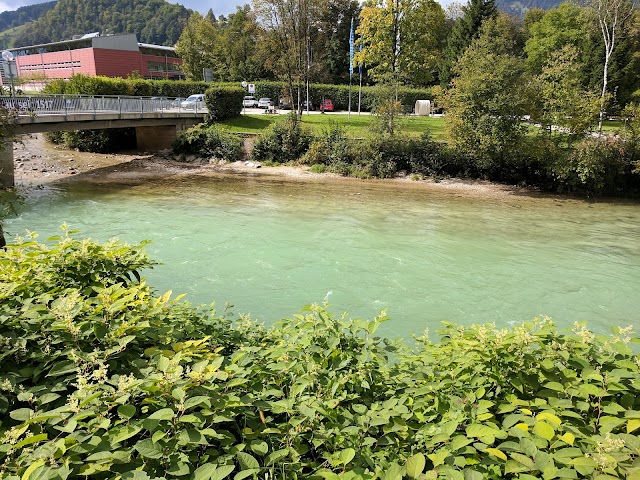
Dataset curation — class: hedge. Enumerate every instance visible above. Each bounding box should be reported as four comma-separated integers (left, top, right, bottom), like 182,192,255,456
205,85,244,121
43,75,237,98
252,80,434,112
42,76,433,113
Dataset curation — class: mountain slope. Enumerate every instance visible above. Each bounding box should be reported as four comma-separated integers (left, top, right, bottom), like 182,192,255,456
0,1,57,48
0,1,56,31
13,0,193,47
496,0,562,17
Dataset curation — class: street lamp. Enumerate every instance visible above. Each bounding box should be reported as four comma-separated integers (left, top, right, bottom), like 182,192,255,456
241,81,247,114
2,50,16,98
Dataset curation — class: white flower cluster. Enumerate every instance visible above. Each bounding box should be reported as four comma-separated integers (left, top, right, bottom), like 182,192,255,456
572,322,595,344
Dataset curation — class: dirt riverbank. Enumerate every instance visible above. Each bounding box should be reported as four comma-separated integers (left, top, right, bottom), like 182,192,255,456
13,133,542,200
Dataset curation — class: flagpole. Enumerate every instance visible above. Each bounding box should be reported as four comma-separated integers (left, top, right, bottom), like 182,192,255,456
348,75,352,120
348,17,354,120
358,39,362,115
358,69,362,115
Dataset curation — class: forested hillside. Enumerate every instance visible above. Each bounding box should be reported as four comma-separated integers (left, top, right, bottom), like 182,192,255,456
496,0,561,17
0,1,57,48
13,0,193,47
0,1,56,31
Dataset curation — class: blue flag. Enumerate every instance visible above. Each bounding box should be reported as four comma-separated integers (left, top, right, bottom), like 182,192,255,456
349,18,354,77
359,39,362,76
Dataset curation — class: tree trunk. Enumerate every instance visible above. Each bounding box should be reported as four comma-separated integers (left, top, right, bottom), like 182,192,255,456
598,54,609,134
0,223,6,249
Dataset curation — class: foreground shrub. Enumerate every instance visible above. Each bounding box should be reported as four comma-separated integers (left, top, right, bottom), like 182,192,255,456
251,113,311,163
172,124,243,161
1,232,640,479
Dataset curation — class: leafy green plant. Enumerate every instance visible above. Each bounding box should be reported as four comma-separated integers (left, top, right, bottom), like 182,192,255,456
301,123,356,175
552,137,633,195
205,86,245,121
1,231,639,479
251,113,311,163
173,124,244,161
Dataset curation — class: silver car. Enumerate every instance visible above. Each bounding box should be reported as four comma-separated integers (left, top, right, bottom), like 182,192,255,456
181,94,206,110
243,95,258,107
258,97,273,109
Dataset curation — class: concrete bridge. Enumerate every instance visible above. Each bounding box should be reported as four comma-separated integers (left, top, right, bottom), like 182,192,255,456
0,95,208,187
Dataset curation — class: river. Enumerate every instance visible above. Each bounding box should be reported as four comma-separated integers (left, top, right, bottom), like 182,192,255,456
5,160,640,340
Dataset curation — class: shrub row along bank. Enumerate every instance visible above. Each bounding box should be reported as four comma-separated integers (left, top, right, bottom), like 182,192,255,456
1,232,639,479
245,113,640,196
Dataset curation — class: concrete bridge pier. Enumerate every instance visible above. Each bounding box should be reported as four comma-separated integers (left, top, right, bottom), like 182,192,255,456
136,124,190,152
0,142,14,188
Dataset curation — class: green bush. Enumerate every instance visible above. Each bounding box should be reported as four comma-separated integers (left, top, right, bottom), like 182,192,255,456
60,128,136,153
551,137,633,195
253,80,433,112
44,75,226,98
173,124,244,161
1,232,640,479
301,123,356,175
251,113,311,163
408,132,460,178
204,85,244,121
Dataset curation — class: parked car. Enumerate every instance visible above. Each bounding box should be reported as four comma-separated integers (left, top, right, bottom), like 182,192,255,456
258,97,274,109
302,100,314,111
172,97,186,108
278,97,292,110
319,99,335,112
181,94,206,110
150,96,170,110
243,95,258,107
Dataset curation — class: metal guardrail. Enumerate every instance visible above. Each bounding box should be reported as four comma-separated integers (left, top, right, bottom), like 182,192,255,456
0,94,208,118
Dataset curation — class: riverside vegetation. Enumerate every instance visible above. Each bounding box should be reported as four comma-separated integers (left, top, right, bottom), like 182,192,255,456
1,231,640,479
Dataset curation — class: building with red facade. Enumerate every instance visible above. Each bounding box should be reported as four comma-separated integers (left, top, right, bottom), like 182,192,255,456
1,33,183,88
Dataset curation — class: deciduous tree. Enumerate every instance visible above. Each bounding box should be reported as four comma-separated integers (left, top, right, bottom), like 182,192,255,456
356,0,447,87
531,45,600,137
444,15,527,169
439,0,497,86
584,0,635,132
175,13,222,81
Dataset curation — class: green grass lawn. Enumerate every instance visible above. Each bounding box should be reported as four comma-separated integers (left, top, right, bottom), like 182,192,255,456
600,119,623,132
218,113,445,141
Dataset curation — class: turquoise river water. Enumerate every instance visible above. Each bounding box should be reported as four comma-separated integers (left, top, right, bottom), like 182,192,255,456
5,174,640,339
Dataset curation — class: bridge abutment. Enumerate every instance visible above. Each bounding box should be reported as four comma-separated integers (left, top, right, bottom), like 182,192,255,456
0,142,14,188
136,125,180,152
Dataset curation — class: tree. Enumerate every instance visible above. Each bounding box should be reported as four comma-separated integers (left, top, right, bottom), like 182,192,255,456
584,0,635,132
443,15,527,169
175,13,221,81
532,45,600,137
217,6,269,81
254,0,325,112
314,0,361,84
439,0,497,86
524,2,588,74
355,0,447,87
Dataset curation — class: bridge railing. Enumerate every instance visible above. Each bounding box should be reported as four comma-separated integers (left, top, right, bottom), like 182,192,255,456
0,94,208,117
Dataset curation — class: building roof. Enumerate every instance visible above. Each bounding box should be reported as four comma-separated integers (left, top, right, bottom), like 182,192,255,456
138,43,176,53
10,34,176,55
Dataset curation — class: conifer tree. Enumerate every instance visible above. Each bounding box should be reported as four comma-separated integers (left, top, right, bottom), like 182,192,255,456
439,0,497,86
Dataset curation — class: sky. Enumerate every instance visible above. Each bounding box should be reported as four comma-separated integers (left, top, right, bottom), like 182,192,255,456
1,0,455,18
